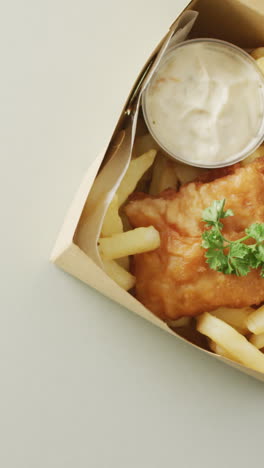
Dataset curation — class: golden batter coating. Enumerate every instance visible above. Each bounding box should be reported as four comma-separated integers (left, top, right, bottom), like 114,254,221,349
125,158,264,320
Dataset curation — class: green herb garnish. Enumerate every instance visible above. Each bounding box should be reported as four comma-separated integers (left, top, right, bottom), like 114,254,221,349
201,199,264,277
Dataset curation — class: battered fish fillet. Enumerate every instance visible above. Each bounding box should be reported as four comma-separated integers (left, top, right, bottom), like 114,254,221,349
125,157,264,321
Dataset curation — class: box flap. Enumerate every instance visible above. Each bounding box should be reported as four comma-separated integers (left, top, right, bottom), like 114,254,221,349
51,153,104,260
55,243,264,383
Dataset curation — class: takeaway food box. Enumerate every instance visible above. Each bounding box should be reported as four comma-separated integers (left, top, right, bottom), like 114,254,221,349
51,0,264,381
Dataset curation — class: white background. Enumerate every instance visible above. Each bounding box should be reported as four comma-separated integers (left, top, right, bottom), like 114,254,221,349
1,1,264,467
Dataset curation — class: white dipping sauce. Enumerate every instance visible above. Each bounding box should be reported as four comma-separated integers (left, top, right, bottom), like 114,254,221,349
143,40,264,166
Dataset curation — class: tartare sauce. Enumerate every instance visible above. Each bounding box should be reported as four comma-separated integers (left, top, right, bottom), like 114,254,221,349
143,40,264,167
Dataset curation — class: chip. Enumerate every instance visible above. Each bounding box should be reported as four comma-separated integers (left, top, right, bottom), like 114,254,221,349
197,312,264,373
99,226,160,260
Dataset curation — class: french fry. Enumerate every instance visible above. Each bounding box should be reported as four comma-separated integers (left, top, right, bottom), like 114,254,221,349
117,150,157,206
249,333,264,350
149,154,178,195
256,57,264,75
173,162,205,185
251,47,264,60
241,144,264,165
133,133,159,158
209,306,253,334
208,339,235,361
246,305,264,335
159,161,179,193
149,154,167,195
99,226,160,260
102,259,135,291
101,194,123,237
197,312,264,372
167,317,191,328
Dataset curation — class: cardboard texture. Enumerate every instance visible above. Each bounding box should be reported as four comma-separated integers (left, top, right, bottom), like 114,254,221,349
52,0,264,382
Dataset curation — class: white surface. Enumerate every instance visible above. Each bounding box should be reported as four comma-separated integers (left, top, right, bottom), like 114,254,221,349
1,1,264,467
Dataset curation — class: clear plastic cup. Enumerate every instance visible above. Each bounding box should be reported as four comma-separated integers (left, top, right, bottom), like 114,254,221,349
142,38,264,168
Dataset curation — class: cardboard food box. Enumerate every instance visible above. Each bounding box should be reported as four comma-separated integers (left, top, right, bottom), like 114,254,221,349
51,0,264,382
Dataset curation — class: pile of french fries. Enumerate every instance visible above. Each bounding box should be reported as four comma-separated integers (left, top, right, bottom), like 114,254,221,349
197,305,264,373
98,46,264,373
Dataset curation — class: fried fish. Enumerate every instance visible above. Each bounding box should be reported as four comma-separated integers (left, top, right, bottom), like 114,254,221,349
125,158,264,320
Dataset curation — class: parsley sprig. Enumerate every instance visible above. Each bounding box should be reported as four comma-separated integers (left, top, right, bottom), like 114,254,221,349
201,199,264,277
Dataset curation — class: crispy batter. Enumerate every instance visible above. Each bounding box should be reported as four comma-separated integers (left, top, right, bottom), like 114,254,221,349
125,157,264,320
